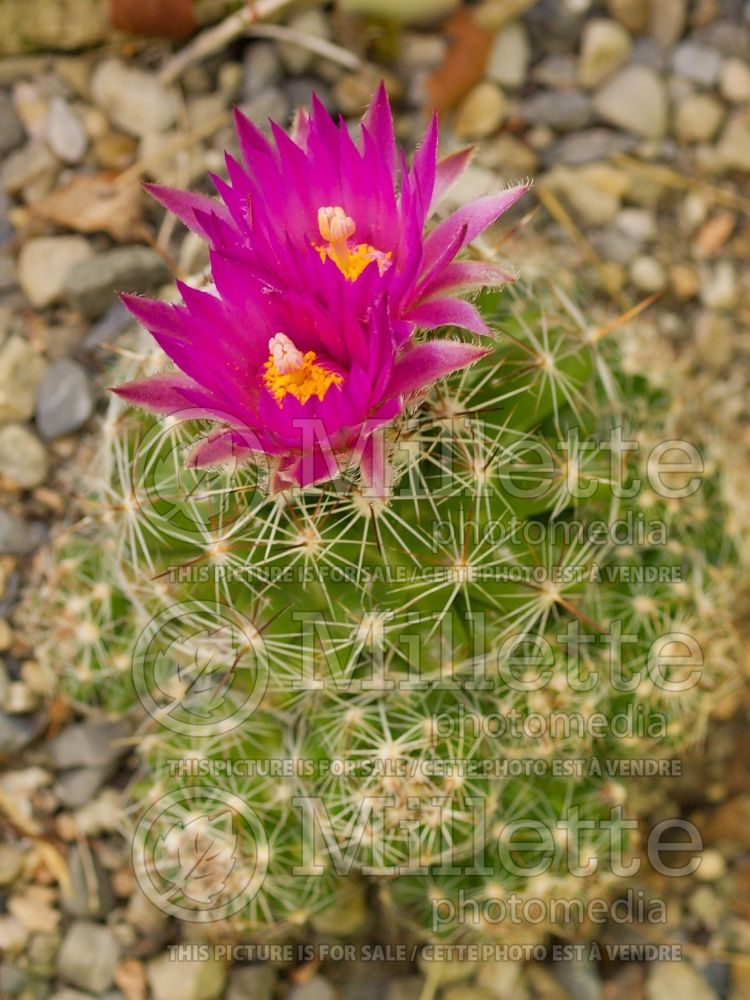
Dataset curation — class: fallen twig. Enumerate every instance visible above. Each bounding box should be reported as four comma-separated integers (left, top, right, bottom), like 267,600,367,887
246,21,363,71
611,153,750,215
158,0,297,86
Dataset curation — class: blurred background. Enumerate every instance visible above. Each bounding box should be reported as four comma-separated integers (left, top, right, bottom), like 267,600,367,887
0,1,749,998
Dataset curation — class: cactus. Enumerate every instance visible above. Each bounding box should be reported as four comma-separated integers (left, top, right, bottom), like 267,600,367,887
24,274,743,942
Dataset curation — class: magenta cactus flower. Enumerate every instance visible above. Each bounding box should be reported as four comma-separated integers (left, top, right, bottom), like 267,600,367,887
114,84,529,494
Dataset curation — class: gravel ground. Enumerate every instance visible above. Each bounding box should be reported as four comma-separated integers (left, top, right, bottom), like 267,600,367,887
0,1,749,998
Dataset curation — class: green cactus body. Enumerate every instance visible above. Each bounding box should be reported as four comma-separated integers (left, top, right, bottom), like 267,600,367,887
26,280,742,940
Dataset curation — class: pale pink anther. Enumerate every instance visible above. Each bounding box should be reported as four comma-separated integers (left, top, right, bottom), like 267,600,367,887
268,332,304,374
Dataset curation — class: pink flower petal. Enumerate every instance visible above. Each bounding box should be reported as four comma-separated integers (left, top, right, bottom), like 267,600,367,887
110,374,196,414
362,81,396,178
423,182,531,271
417,259,518,299
143,184,228,239
408,298,491,336
384,340,492,400
430,146,475,215
186,429,260,468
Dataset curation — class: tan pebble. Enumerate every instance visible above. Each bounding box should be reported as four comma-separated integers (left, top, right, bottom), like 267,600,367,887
92,132,137,170
578,18,632,89
606,0,649,33
720,58,750,103
670,263,699,299
696,848,727,881
630,255,666,292
694,210,737,258
454,82,509,140
674,93,725,143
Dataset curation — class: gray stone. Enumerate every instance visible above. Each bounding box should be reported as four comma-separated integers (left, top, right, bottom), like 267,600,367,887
62,843,115,919
672,42,723,86
0,511,46,556
148,952,227,1000
18,236,93,309
544,127,637,165
716,111,750,171
124,884,169,935
595,228,644,264
56,921,119,994
240,87,291,131
646,961,716,1000
49,718,129,770
521,90,594,131
630,36,669,70
288,976,336,1000
386,979,425,1000
700,20,750,58
0,142,59,198
0,963,26,996
242,42,282,100
56,766,112,809
36,359,94,440
594,65,669,137
91,59,176,137
45,97,87,164
83,300,133,351
0,844,23,885
284,77,331,113
578,18,633,88
227,965,277,1000
278,9,329,74
526,0,588,45
0,334,47,424
51,729,124,810
0,191,11,246
0,92,24,155
551,956,602,1000
64,246,170,319
700,961,730,998
532,53,578,88
0,424,48,488
486,21,530,88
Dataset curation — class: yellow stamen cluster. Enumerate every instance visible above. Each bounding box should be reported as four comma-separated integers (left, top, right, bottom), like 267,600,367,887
263,332,343,406
315,205,392,282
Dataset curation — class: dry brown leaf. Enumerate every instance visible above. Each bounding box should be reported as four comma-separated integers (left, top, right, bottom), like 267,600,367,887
425,8,494,114
8,887,60,934
34,840,72,898
110,0,196,38
114,958,148,1000
694,210,737,258
31,172,144,242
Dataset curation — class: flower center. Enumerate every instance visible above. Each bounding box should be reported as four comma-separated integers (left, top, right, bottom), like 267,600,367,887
263,332,343,406
315,205,392,282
